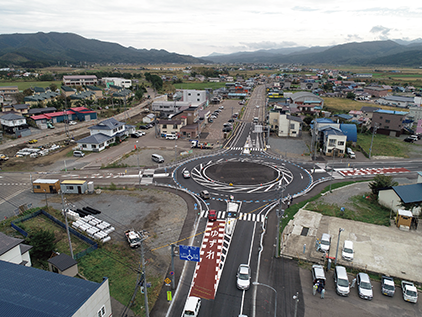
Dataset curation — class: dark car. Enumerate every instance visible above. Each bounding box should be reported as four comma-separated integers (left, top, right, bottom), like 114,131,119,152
131,133,141,138
228,119,235,123
381,276,395,297
139,125,148,129
404,137,414,143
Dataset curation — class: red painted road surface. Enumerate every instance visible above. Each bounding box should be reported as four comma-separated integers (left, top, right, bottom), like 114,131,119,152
338,167,410,177
189,220,225,300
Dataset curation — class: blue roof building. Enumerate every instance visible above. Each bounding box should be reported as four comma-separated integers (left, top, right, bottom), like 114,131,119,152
0,260,111,317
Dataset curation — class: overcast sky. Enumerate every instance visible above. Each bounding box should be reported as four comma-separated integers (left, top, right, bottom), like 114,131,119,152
1,0,421,57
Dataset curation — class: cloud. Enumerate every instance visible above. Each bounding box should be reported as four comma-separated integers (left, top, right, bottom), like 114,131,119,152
370,25,393,40
238,41,298,50
345,34,363,42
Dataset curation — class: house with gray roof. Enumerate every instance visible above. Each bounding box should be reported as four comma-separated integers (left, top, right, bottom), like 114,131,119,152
0,260,112,317
0,232,32,267
77,118,130,152
378,172,422,217
0,112,30,136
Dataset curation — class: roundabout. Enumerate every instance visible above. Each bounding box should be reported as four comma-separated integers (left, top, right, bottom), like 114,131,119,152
174,152,314,202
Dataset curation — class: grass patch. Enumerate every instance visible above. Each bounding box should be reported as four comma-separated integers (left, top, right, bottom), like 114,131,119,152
173,82,226,90
20,214,90,256
78,243,162,316
323,97,398,113
307,193,391,226
0,80,58,91
357,133,411,158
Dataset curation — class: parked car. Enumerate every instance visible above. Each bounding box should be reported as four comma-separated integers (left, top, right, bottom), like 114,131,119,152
28,139,38,144
131,133,142,138
182,170,190,178
208,118,213,123
318,233,331,253
347,147,356,159
166,134,178,140
357,272,373,300
311,264,326,286
208,209,217,221
381,275,395,297
334,266,350,296
236,264,251,290
401,280,418,303
69,121,77,125
342,240,354,261
73,150,85,157
404,137,415,143
228,118,235,123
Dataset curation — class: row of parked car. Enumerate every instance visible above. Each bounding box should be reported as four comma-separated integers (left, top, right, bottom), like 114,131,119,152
312,264,418,303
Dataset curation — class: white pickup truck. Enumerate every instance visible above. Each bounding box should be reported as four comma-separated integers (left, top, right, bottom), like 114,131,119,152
401,280,418,303
125,230,141,248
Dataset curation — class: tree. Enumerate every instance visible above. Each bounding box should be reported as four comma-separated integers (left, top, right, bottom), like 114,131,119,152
369,175,398,196
135,89,144,100
346,92,356,99
27,229,56,260
49,83,58,92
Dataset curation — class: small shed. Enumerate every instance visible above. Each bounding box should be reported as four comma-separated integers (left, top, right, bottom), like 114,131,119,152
396,209,413,228
48,253,78,277
60,180,88,194
33,179,60,194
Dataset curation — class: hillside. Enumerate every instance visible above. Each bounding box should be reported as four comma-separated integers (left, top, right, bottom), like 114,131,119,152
0,32,208,67
206,40,422,66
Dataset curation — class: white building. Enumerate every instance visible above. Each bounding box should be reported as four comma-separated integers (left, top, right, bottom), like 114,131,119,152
77,118,133,152
182,89,207,106
0,232,32,267
277,114,303,137
102,77,132,88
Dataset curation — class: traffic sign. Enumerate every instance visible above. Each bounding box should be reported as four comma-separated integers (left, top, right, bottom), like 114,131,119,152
164,278,171,284
179,245,200,262
170,271,174,275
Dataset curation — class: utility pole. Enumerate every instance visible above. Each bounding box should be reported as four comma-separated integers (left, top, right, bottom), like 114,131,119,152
171,244,176,289
140,231,150,317
369,123,378,159
61,192,74,258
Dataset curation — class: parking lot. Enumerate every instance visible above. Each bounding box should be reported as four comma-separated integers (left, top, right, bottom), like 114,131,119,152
301,267,421,317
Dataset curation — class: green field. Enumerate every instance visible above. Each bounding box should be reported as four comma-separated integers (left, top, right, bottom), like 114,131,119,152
173,82,226,90
357,133,411,158
0,81,58,91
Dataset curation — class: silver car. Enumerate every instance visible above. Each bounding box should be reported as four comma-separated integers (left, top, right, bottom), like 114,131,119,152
357,272,373,300
236,264,251,290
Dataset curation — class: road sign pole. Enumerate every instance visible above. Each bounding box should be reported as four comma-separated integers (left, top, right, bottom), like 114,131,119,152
171,244,175,290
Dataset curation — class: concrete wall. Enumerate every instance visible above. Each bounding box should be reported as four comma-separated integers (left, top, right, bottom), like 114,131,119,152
73,278,112,317
0,245,24,265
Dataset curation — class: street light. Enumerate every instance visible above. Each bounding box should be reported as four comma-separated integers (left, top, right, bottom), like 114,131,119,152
293,292,299,317
335,228,344,265
329,147,338,193
253,282,277,317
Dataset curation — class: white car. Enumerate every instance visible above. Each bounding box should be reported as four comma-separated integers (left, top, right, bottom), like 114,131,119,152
342,240,354,261
236,264,251,290
182,170,190,179
69,121,77,125
319,233,331,253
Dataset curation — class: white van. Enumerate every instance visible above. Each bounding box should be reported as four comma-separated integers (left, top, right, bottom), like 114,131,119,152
334,266,350,296
151,154,164,163
182,296,201,317
73,150,85,157
342,240,354,261
166,134,178,140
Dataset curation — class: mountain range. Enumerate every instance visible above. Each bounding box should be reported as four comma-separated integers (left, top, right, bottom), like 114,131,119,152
0,32,422,67
204,40,422,66
0,32,208,67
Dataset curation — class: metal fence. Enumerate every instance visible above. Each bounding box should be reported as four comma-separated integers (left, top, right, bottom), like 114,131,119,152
11,209,98,259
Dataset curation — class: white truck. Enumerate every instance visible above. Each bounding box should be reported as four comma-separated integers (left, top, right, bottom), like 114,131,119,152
190,139,213,149
401,280,418,303
226,201,240,217
125,230,141,248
